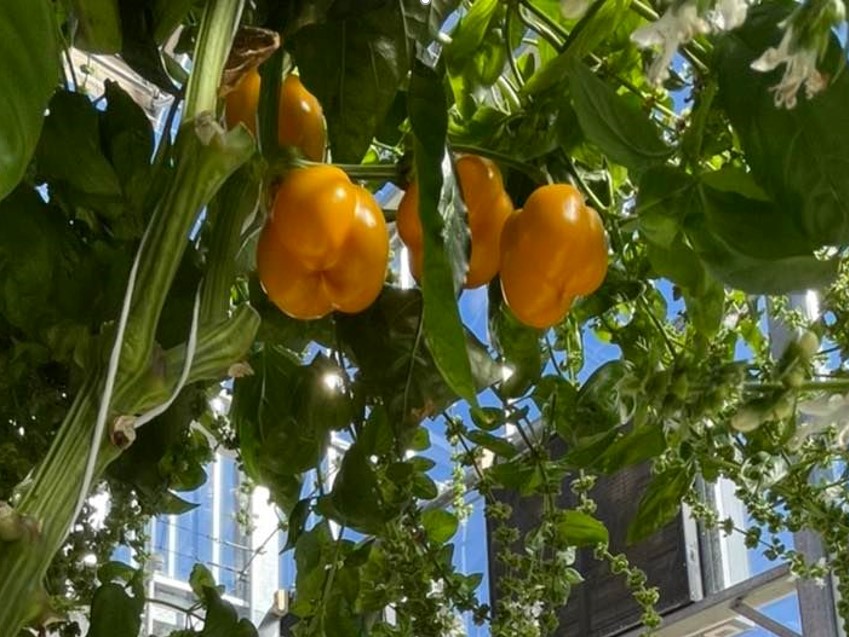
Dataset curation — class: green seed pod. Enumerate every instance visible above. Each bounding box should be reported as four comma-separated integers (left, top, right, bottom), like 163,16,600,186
797,330,820,360
731,405,763,433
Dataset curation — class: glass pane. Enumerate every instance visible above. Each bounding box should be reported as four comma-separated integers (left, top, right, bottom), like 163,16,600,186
738,592,802,636
153,517,170,574
218,454,249,600
453,495,489,637
174,471,214,581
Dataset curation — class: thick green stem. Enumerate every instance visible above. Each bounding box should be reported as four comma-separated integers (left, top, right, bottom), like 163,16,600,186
0,378,117,634
0,305,259,636
184,0,246,119
745,379,849,393
200,162,262,324
119,120,254,393
0,3,251,634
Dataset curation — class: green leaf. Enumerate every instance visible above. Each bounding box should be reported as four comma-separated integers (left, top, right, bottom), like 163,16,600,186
336,288,497,429
489,456,541,494
446,0,500,64
627,466,694,544
699,170,818,260
715,2,849,247
36,91,123,210
0,0,59,200
70,0,122,53
399,0,462,45
466,429,518,458
299,353,355,432
358,405,395,457
294,2,409,162
562,429,620,469
421,509,459,544
569,61,671,172
101,80,154,223
598,424,666,473
293,523,335,616
0,187,75,331
117,0,178,94
97,561,138,585
470,406,506,432
686,213,839,294
574,360,632,435
200,586,258,637
555,510,609,547
522,0,633,96
189,564,219,599
284,498,312,552
636,166,696,249
488,280,543,398
409,426,432,452
231,346,329,512
152,0,194,43
409,60,478,406
85,583,143,637
328,443,387,533
646,237,725,336
412,472,440,500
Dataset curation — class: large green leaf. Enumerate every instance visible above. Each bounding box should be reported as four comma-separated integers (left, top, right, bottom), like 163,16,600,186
445,0,500,64
699,168,817,260
687,213,838,294
488,280,543,398
715,1,849,247
647,237,725,336
85,584,143,637
597,424,666,473
637,164,836,301
36,91,124,214
627,465,694,544
336,287,498,432
101,80,154,231
293,2,409,162
0,187,92,333
0,0,59,200
293,523,335,617
325,443,387,534
522,0,633,96
117,0,178,94
400,0,461,45
408,60,478,406
200,587,258,637
421,509,459,544
152,0,195,43
230,346,333,512
569,61,671,172
554,509,609,547
635,166,696,249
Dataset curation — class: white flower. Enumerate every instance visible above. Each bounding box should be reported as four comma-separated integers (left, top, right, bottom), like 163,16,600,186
631,3,710,85
561,0,591,19
712,0,749,30
751,25,826,108
795,391,849,448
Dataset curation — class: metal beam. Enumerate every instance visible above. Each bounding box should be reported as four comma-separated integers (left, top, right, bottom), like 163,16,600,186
731,599,802,637
616,564,794,637
768,294,841,637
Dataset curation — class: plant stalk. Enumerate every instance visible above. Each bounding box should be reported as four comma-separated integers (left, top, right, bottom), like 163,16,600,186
0,2,250,633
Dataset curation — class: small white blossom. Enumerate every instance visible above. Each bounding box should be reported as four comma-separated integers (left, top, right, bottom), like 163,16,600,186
751,25,826,108
631,3,710,85
561,0,591,19
795,392,849,448
712,0,749,30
